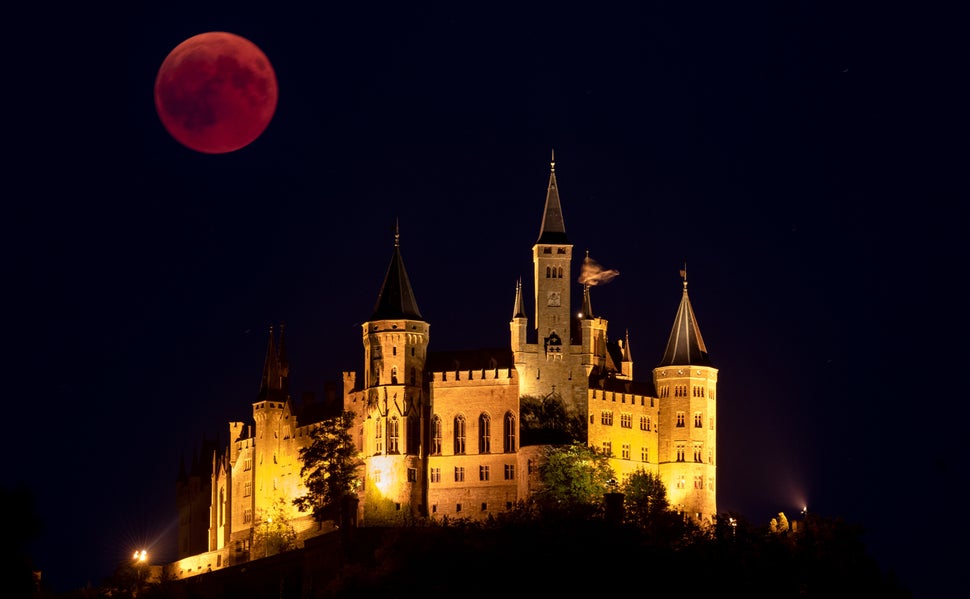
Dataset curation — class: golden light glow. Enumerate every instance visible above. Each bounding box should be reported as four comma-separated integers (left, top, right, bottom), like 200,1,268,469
133,549,148,562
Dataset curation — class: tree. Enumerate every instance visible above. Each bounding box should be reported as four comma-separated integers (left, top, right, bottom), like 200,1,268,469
294,410,362,524
621,469,669,527
533,442,615,511
253,497,298,557
519,395,586,445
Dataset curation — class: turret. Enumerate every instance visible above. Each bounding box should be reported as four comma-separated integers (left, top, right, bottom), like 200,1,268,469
510,278,528,351
653,266,717,522
359,222,430,524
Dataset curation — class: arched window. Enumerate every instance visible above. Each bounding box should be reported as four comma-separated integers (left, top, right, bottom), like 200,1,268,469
503,412,516,453
546,266,551,278
431,415,442,455
391,366,398,384
454,415,466,455
479,413,491,453
388,417,399,453
558,266,563,278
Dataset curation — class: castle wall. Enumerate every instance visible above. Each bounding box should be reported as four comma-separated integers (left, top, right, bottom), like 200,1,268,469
586,387,661,482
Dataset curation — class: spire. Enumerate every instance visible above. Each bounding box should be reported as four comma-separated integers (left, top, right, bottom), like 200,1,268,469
658,267,713,367
581,284,593,318
512,278,526,319
536,149,569,244
623,329,632,361
371,221,424,321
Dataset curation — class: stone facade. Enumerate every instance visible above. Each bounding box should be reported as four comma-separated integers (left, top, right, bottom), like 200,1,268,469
174,155,719,577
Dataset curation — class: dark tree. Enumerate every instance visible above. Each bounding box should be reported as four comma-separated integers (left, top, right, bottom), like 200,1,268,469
293,410,362,524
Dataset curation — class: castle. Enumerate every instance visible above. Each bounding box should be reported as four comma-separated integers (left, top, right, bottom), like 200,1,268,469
172,154,717,577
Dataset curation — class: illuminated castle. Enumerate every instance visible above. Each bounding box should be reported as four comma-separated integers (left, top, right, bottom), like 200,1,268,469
172,154,717,576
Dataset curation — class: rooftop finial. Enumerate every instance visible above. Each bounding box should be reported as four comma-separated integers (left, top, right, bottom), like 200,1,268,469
680,261,688,289
394,218,400,248
550,148,555,172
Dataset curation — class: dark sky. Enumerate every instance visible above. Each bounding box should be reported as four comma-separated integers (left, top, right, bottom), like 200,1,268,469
5,2,964,596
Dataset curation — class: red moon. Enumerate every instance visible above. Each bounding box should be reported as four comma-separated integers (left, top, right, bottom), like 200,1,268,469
154,32,278,154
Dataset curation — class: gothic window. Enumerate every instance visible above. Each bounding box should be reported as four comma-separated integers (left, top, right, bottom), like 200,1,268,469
677,477,686,489
676,411,685,427
676,444,685,462
558,266,563,278
694,476,704,489
431,416,442,455
391,366,398,384
388,417,400,454
546,266,551,278
694,412,703,428
479,413,491,453
375,417,383,454
504,412,516,452
693,443,703,463
454,415,466,455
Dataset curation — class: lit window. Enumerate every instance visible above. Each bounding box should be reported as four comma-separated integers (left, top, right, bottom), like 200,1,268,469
676,411,685,427
676,444,685,462
479,413,491,454
694,444,703,463
431,416,442,455
454,415,466,455
621,413,632,428
504,412,516,453
694,412,703,428
388,417,400,454
601,411,614,426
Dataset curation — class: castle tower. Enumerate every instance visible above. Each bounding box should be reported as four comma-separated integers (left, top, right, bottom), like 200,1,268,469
358,224,430,524
251,325,292,524
653,267,717,521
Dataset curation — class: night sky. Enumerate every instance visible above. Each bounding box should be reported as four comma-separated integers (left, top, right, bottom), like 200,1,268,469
5,2,964,596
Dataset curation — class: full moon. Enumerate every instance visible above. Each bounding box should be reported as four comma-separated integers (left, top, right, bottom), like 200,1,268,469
154,32,278,154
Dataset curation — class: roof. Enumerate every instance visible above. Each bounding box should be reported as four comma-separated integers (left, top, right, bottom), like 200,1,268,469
657,280,714,368
536,153,569,245
425,347,515,373
371,230,424,321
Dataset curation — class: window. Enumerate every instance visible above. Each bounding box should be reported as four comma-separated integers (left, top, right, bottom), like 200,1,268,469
456,503,463,512
388,416,400,454
454,415,466,454
504,464,515,480
479,413,491,453
694,412,703,428
243,509,253,524
621,444,631,460
431,416,442,455
479,465,490,481
243,457,252,471
641,447,648,462
391,366,398,384
454,466,465,482
620,413,632,428
694,444,703,463
481,503,488,511
601,411,613,426
708,449,713,464
430,467,440,483
243,481,252,496
676,411,685,427
407,468,417,482
602,441,612,457
375,417,383,454
694,476,704,489
676,443,685,462
677,477,686,489
639,416,649,431
504,412,516,452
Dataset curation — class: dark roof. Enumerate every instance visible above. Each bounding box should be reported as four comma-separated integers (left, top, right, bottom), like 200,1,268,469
371,240,424,321
536,158,569,245
588,366,657,397
426,347,515,373
657,282,714,368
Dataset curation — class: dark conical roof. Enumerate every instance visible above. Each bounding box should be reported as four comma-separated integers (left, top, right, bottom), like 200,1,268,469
371,225,424,321
536,150,569,245
658,273,713,368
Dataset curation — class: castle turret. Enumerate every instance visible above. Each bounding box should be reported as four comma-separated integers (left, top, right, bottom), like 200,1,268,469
359,223,430,524
510,278,528,352
252,326,291,528
653,267,717,522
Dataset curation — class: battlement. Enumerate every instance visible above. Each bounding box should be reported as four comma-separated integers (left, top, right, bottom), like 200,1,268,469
430,367,517,383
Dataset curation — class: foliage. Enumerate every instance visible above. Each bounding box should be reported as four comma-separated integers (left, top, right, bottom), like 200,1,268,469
294,410,362,523
620,469,670,527
253,497,298,557
519,395,586,445
533,442,615,510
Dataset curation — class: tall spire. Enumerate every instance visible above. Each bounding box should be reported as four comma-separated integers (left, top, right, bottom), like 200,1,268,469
623,329,632,361
581,284,593,318
512,278,526,319
371,221,424,321
658,267,713,367
258,325,286,399
536,149,569,244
